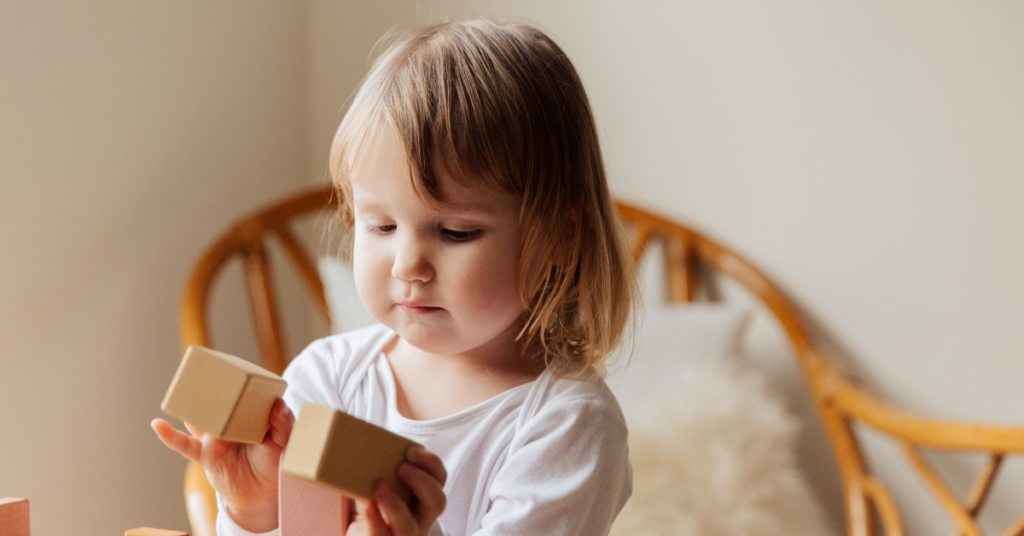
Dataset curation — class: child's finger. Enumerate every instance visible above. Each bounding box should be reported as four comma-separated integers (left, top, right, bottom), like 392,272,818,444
268,399,293,449
183,421,208,439
374,482,414,535
151,418,203,462
363,499,392,535
397,463,446,523
406,447,447,486
180,421,233,462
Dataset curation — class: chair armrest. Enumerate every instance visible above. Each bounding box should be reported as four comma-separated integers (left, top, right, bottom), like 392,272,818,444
828,381,1024,452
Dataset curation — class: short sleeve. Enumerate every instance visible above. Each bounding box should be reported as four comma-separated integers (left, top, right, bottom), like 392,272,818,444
474,395,632,535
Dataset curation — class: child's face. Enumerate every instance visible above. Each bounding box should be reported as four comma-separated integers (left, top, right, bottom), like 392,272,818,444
349,130,524,359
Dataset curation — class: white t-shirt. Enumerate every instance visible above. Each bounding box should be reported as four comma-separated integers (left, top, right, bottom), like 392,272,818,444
217,324,632,536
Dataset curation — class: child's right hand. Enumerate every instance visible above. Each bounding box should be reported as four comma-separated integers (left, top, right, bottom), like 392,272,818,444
347,446,448,536
151,398,294,533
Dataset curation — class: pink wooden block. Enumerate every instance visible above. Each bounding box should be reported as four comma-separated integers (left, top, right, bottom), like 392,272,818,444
279,471,350,536
0,497,29,536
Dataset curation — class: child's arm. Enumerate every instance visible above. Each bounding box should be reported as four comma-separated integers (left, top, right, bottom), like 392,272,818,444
151,398,295,533
346,446,448,536
475,395,631,535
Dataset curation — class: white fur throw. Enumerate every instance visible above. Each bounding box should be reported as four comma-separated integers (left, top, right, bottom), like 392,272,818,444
610,364,834,536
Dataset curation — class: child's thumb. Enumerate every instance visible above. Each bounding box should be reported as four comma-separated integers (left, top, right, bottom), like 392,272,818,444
268,398,294,449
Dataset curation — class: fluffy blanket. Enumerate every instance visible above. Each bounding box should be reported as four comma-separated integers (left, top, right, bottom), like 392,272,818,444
610,364,834,536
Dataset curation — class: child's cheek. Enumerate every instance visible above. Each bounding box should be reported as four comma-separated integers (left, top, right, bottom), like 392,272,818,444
352,240,392,322
458,244,521,317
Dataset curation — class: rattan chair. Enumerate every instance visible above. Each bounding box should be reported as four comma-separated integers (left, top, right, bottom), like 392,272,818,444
179,185,1024,536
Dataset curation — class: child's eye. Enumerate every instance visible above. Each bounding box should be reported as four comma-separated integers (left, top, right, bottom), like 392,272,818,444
442,229,481,242
367,224,396,235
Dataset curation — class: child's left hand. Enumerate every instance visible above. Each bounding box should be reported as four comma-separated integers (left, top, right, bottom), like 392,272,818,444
347,446,447,536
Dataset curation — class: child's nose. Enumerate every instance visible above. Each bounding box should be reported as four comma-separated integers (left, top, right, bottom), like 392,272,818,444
391,237,434,283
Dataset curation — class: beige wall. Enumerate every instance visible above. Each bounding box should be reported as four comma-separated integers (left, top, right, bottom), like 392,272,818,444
305,1,1024,534
0,1,308,533
4,1,1023,534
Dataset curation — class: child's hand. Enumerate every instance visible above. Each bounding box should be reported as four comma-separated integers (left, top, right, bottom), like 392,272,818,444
151,398,294,533
347,446,448,536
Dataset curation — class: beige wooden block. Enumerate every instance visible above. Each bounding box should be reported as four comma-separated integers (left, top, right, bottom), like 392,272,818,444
0,498,29,536
125,528,189,536
161,345,287,444
279,471,350,536
281,403,421,504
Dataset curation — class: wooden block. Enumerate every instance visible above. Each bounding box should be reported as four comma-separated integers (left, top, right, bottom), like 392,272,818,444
124,528,189,536
0,498,29,536
279,471,349,536
281,403,420,504
161,345,287,444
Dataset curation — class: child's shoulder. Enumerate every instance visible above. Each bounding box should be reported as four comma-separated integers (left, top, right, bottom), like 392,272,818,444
525,369,627,431
292,323,394,367
329,323,394,350
506,371,629,466
281,324,394,406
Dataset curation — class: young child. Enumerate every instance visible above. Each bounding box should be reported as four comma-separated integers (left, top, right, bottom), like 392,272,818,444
153,18,634,536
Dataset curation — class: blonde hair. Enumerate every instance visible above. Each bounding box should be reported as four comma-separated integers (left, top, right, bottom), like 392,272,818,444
330,18,633,378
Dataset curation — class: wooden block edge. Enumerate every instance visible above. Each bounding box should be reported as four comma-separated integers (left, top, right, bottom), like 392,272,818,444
160,346,246,437
220,373,288,444
282,404,420,504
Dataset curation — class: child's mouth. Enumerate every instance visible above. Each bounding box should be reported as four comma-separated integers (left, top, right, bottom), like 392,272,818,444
397,303,442,315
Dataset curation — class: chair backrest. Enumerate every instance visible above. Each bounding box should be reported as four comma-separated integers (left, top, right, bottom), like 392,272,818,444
180,187,338,376
180,186,1024,536
176,187,337,536
616,203,1024,536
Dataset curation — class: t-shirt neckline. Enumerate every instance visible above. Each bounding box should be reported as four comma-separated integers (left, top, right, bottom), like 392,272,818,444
373,328,545,434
